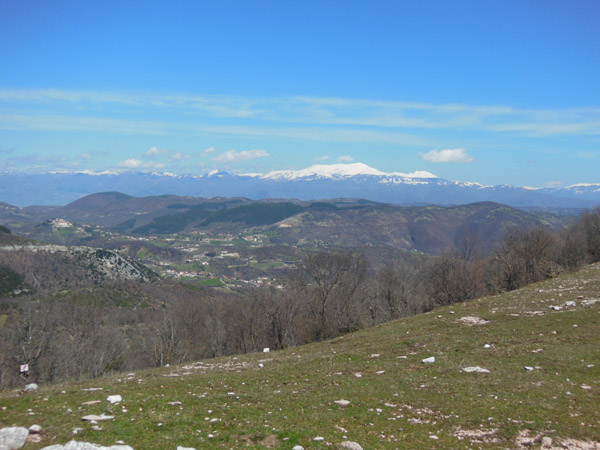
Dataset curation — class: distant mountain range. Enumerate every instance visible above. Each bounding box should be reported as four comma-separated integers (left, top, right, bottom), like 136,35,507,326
0,192,571,256
1,162,599,208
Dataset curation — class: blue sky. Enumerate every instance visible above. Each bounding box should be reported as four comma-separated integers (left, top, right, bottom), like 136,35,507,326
1,0,599,187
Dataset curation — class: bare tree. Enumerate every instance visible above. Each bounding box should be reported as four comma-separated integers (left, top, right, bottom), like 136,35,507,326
295,250,368,340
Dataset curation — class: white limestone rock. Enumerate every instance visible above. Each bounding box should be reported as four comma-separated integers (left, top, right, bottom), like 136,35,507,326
334,399,351,407
28,424,42,434
40,442,133,450
81,415,114,422
462,366,490,373
0,427,29,450
106,395,122,404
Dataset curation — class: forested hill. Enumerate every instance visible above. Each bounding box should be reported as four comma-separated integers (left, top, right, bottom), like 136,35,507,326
1,193,572,255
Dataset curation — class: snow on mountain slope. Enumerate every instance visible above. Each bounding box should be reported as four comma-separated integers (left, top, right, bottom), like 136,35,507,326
257,162,438,180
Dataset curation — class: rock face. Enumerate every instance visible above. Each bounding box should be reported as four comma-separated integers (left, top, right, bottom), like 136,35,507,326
0,427,29,450
40,441,133,450
0,245,157,286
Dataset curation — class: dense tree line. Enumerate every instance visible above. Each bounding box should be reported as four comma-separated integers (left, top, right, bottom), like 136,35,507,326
1,206,599,389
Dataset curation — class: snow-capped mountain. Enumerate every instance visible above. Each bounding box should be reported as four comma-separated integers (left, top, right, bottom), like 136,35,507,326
1,163,598,208
251,162,438,181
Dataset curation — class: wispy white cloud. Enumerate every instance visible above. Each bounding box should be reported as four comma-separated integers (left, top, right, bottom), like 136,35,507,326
1,88,600,143
116,158,166,169
170,151,191,161
213,149,270,163
316,155,330,161
145,146,170,157
421,148,474,163
0,113,169,135
337,155,354,162
201,146,217,156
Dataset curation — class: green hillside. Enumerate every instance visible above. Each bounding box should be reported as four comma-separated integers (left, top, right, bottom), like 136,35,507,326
1,264,599,449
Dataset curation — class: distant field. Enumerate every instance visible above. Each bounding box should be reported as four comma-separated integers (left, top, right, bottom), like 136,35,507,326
1,263,599,449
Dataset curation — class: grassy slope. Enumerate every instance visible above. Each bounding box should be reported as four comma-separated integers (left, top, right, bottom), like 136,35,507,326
1,264,599,449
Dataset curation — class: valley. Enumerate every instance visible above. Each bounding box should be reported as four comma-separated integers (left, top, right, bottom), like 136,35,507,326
0,193,572,289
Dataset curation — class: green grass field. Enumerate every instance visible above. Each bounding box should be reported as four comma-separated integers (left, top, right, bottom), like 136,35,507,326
2,264,599,449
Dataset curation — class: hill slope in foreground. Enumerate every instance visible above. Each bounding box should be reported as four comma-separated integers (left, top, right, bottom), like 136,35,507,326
2,265,600,449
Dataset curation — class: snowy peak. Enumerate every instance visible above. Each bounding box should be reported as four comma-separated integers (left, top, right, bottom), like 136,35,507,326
259,163,438,181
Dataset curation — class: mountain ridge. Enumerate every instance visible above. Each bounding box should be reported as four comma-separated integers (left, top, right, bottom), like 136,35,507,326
0,163,599,207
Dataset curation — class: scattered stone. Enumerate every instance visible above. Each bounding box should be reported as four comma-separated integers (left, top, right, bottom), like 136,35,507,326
484,344,491,349
81,415,114,422
453,427,499,443
429,435,439,440
27,434,42,444
258,363,264,368
462,366,490,373
422,356,435,364
313,436,325,441
565,301,576,307
106,395,122,404
515,430,539,447
24,383,38,391
582,298,599,306
72,429,83,435
458,316,490,326
263,347,270,353
550,305,562,311
375,370,385,375
541,436,553,448
524,366,534,371
82,401,101,406
28,424,42,434
581,384,592,390
353,372,362,378
558,438,600,449
370,353,381,358
292,446,304,450
177,447,196,450
334,399,351,407
338,441,363,450
81,388,103,392
38,441,134,449
0,426,29,450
